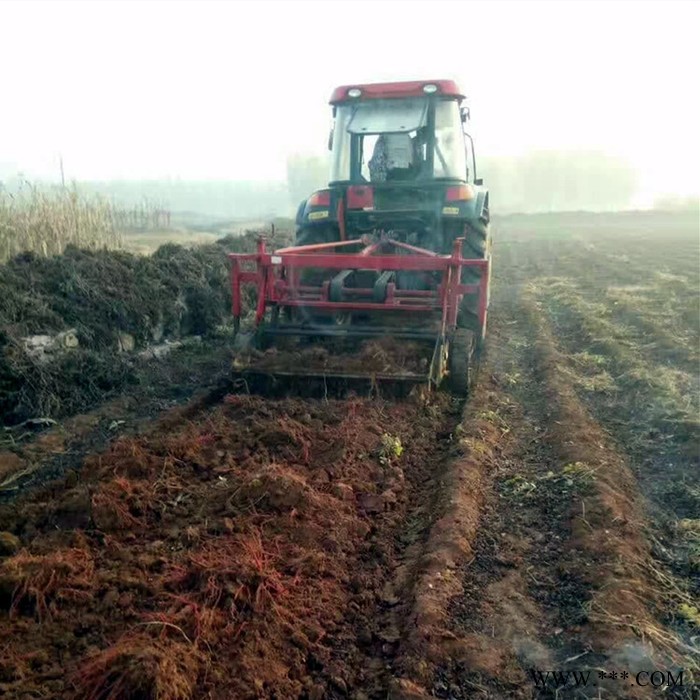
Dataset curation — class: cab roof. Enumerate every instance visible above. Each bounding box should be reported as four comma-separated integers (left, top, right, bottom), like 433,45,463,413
330,80,464,104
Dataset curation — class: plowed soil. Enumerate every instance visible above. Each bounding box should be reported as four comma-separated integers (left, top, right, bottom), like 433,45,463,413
0,211,697,699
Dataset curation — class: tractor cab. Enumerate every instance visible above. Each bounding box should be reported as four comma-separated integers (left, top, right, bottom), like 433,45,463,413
296,79,489,258
328,81,474,185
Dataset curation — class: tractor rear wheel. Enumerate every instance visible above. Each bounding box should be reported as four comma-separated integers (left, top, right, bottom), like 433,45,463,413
295,225,337,246
456,220,491,332
293,225,338,325
447,328,479,397
294,225,338,287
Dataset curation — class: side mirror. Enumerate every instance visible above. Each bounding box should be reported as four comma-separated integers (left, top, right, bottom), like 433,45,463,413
460,106,470,123
328,127,334,151
474,177,483,186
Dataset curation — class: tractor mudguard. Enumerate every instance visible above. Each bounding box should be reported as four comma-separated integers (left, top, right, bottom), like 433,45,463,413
441,186,489,227
473,188,490,224
298,189,339,227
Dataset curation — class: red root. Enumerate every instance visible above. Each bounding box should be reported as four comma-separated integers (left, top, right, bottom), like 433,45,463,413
0,547,95,620
91,478,147,531
74,632,201,700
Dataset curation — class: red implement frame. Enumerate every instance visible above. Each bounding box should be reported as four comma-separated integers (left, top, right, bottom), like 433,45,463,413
229,236,489,337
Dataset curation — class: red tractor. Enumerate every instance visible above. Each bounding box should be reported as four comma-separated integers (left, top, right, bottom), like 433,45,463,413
230,79,491,397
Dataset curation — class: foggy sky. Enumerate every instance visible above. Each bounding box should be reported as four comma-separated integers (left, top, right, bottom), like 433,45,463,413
1,0,698,201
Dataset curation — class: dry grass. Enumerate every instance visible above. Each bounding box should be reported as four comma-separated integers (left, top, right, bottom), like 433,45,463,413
0,184,175,262
0,184,123,261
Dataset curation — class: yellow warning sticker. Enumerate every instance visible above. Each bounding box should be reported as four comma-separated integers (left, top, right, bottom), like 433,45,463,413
442,206,460,215
308,210,329,220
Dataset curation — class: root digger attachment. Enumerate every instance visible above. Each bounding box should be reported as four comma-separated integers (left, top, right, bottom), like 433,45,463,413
229,79,492,397
229,234,489,397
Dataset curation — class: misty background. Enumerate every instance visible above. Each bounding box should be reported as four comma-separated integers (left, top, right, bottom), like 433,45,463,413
0,0,698,220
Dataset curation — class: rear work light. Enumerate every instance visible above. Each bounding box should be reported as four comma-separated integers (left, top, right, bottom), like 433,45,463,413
348,88,362,98
423,83,439,94
308,190,331,206
445,184,475,202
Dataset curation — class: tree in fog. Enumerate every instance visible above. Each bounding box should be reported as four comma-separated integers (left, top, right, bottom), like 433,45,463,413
286,154,329,208
480,150,637,213
653,195,700,212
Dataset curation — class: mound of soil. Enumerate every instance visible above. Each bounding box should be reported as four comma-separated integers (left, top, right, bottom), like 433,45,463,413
1,245,223,349
0,230,291,425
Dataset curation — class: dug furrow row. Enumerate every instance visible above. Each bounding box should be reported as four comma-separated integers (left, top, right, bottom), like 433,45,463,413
600,284,699,374
550,252,700,371
424,274,697,697
535,278,699,440
532,279,699,656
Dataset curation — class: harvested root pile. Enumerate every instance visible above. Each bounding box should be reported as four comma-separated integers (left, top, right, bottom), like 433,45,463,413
0,230,290,425
0,392,452,699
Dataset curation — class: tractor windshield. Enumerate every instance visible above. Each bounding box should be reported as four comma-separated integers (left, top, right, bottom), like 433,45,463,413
330,98,467,183
434,100,468,180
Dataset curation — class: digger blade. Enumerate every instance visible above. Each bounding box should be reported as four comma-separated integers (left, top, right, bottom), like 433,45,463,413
230,367,430,399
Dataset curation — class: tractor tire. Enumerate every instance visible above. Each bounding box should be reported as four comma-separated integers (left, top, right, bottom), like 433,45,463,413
294,225,337,288
293,225,338,326
295,225,337,246
447,328,478,397
457,220,491,332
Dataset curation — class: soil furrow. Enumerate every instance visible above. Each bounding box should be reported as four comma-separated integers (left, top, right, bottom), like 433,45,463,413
523,290,697,694
426,295,617,698
536,279,699,438
536,282,699,492
424,283,696,699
